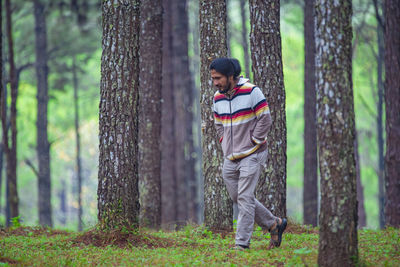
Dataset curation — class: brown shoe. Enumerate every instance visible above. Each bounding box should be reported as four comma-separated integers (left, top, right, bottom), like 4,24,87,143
268,218,287,248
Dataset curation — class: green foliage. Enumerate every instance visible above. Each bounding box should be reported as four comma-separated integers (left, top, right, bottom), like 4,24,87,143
0,226,399,266
10,216,21,228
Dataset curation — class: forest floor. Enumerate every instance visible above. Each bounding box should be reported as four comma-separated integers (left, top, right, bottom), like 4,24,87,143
0,222,399,266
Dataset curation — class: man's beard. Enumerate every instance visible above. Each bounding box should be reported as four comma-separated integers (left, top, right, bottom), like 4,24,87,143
218,81,231,94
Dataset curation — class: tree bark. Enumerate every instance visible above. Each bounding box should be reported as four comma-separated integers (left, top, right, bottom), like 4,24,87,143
384,0,400,228
188,0,203,223
72,58,83,231
376,5,385,229
199,0,233,230
161,0,177,227
0,0,3,221
34,0,52,227
239,0,250,79
303,0,318,227
3,0,19,222
172,0,198,223
249,0,287,218
97,0,141,229
315,1,358,265
138,0,162,229
161,0,198,228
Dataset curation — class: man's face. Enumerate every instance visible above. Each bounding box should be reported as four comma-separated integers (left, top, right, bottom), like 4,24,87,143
211,69,233,93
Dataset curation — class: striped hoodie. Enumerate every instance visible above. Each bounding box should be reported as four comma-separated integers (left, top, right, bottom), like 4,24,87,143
213,77,272,161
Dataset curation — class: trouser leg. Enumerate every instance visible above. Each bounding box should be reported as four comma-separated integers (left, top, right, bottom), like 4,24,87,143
254,199,278,230
234,153,263,247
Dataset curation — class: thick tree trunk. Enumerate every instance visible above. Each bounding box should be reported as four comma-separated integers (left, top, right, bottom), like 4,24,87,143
384,0,400,227
3,0,19,222
72,59,83,231
315,1,358,265
161,0,177,227
138,0,162,229
199,0,233,230
34,0,52,227
97,0,141,229
303,0,318,227
239,0,250,79
249,0,287,218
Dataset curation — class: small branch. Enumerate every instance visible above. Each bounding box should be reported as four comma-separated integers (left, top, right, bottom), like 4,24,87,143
25,158,39,178
372,0,385,31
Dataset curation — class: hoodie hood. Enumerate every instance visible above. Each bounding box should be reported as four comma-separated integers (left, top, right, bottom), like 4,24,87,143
236,76,250,86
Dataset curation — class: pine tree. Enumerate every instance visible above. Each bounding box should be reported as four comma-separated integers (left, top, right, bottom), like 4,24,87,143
97,0,141,229
315,0,358,265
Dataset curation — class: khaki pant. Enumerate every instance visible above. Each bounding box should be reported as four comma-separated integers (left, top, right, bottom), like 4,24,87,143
223,150,278,247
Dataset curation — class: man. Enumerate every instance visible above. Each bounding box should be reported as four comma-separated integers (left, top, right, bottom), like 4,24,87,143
211,57,287,250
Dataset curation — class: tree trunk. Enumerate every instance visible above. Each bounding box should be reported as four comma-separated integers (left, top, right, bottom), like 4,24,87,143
34,0,52,227
3,0,19,222
97,0,141,229
172,0,198,223
0,0,3,221
72,58,83,231
138,0,162,229
188,0,203,223
376,5,385,229
161,0,198,228
199,0,233,230
58,180,67,226
315,1,358,265
172,0,188,227
239,0,250,79
249,0,287,218
303,0,318,227
161,0,177,228
384,0,400,228
355,132,367,228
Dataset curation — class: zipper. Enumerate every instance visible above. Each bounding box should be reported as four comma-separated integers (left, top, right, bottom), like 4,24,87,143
229,96,235,160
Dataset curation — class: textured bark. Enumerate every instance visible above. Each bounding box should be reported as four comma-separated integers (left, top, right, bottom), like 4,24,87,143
315,1,358,265
3,0,19,221
249,0,287,218
98,0,141,229
240,0,250,79
72,59,83,231
34,0,52,227
161,0,177,227
303,0,318,227
384,0,400,227
199,0,233,230
138,0,162,228
376,9,385,229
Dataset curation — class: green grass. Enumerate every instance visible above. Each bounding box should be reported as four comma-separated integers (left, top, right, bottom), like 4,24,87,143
0,224,398,266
